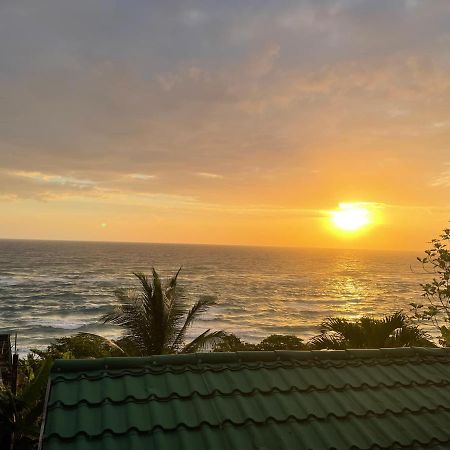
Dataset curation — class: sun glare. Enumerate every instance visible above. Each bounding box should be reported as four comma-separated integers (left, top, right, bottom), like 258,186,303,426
330,203,372,233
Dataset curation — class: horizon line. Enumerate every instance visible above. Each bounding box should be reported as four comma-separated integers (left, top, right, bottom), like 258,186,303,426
0,236,423,254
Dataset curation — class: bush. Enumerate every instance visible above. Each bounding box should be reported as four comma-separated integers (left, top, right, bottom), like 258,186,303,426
310,311,435,349
257,334,306,351
412,226,450,346
212,334,257,352
213,333,306,352
31,333,124,360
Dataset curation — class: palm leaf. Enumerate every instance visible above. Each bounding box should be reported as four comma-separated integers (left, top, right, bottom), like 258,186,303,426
76,332,126,355
165,268,189,346
102,289,150,354
310,311,432,350
181,330,227,353
309,333,345,349
167,267,182,292
389,326,435,347
148,269,170,353
171,296,216,352
320,317,366,347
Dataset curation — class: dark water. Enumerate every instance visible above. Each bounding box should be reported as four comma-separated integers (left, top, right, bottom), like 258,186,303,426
0,239,428,353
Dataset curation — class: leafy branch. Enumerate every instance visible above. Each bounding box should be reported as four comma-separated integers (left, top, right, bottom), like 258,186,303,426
411,227,450,346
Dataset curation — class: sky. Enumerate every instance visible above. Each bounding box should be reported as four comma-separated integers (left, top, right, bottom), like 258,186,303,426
1,0,449,250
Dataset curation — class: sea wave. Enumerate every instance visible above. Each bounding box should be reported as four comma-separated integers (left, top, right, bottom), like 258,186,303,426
0,240,426,352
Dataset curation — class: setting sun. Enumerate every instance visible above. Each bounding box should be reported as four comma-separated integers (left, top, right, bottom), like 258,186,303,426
3,3,450,448
330,203,372,232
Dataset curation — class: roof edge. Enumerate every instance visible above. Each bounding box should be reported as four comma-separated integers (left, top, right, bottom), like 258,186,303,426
51,347,450,373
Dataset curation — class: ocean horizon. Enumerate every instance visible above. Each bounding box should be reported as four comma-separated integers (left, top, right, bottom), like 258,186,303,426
0,237,425,252
0,239,430,353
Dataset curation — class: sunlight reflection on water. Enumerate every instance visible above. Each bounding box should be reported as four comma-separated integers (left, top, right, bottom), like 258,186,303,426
0,240,429,352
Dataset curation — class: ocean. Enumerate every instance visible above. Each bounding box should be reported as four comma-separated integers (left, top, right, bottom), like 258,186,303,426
0,239,430,353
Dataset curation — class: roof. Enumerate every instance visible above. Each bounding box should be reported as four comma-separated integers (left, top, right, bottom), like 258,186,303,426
40,347,450,450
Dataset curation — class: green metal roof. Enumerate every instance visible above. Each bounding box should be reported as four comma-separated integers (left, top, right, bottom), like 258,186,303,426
40,348,450,450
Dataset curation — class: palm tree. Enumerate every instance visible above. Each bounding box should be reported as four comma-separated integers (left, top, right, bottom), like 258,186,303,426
309,311,435,349
102,268,225,355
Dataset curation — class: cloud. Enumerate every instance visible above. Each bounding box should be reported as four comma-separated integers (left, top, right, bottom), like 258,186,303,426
195,172,224,179
9,170,95,188
430,164,450,188
128,173,156,181
180,9,209,27
0,170,104,201
0,0,450,212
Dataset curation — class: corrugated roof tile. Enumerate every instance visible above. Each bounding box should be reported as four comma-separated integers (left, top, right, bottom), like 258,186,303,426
41,349,450,449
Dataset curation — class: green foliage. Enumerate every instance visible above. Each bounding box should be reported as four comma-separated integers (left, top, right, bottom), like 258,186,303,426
411,227,450,346
0,358,52,450
1,333,125,448
102,268,225,355
0,388,16,449
17,353,42,389
309,311,435,349
213,334,306,352
114,336,141,356
441,325,450,346
32,333,124,360
213,334,258,352
257,334,306,351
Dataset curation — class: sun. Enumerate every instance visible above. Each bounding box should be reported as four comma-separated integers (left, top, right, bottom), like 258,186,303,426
330,203,372,232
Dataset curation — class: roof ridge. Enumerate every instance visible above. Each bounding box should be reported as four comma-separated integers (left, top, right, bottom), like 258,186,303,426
51,347,450,373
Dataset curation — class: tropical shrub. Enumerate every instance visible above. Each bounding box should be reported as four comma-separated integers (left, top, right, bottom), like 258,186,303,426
309,311,435,349
31,333,124,360
257,334,306,351
411,226,450,346
0,358,52,450
213,333,306,352
212,334,257,352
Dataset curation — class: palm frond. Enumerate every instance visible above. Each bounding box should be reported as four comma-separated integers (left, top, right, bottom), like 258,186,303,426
311,310,432,350
309,333,346,350
76,332,126,355
389,326,435,347
148,269,170,353
165,268,189,346
357,317,389,348
131,271,169,354
170,295,216,352
383,311,407,332
101,289,151,354
321,317,351,333
321,317,366,347
167,267,182,293
181,330,227,353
